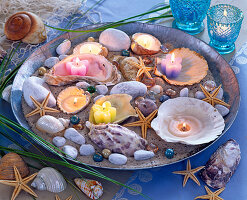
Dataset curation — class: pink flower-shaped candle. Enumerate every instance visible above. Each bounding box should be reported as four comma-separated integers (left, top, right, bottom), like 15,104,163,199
65,57,89,76
161,53,182,79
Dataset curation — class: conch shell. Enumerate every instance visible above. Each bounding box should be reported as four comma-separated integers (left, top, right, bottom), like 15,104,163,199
74,178,103,200
31,167,67,193
44,54,121,86
4,12,46,44
89,94,137,124
151,97,225,145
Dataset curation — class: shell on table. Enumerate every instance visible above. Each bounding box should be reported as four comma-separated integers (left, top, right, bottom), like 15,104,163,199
74,178,103,200
151,97,225,145
36,115,66,135
31,167,67,193
0,153,29,180
119,57,139,81
87,122,147,156
44,54,121,86
89,94,137,124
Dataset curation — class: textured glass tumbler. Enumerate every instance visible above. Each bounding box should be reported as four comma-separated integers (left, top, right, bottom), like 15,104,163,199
207,4,244,54
170,0,211,35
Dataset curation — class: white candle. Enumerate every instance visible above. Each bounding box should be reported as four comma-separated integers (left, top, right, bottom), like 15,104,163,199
135,34,155,49
79,43,102,54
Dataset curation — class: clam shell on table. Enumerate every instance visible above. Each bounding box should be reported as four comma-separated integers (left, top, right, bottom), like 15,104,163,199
119,57,139,81
44,54,121,86
31,167,67,193
89,94,137,124
151,97,225,145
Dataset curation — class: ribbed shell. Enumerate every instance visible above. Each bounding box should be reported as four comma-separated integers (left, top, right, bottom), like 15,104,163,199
31,167,67,193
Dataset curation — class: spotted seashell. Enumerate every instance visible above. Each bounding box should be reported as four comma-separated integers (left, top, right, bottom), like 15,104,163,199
31,167,67,193
74,178,103,200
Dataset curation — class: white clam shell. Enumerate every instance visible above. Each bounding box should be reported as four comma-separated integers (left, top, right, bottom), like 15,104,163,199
31,167,67,193
36,115,65,134
151,97,225,145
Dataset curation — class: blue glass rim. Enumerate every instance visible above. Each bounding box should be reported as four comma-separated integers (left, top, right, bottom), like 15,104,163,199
207,4,244,25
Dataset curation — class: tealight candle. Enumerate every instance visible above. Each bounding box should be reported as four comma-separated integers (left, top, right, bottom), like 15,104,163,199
160,53,182,79
65,57,89,76
135,34,154,49
73,42,108,57
92,101,116,124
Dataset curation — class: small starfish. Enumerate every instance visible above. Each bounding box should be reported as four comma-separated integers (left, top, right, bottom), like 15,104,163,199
127,56,153,81
124,107,157,139
25,92,59,117
200,84,230,108
55,194,73,200
173,160,204,187
195,186,225,200
0,166,38,200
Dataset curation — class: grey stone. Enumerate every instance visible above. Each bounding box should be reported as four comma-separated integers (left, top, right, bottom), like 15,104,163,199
1,84,12,103
110,81,147,99
53,136,66,147
94,95,105,103
195,91,206,100
76,81,90,89
134,150,154,161
63,145,78,159
215,104,229,117
180,87,189,97
96,85,108,95
79,144,95,156
44,57,59,68
59,55,68,60
150,85,163,94
108,153,127,165
64,128,85,145
56,39,71,55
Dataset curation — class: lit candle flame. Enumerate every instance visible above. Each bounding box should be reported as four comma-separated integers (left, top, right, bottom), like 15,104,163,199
182,122,186,129
75,57,80,66
143,38,148,48
224,9,227,17
171,53,175,64
74,98,78,104
89,45,92,53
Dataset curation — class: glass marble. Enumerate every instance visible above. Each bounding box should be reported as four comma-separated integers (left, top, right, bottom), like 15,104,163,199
165,148,174,159
87,86,96,93
70,115,80,125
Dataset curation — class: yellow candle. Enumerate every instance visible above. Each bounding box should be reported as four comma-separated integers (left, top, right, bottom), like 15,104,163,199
79,43,102,54
92,101,116,124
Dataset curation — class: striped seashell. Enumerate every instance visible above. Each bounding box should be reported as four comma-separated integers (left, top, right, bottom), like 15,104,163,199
74,178,103,200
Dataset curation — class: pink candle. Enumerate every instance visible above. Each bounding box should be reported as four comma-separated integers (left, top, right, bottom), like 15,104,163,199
65,57,89,76
161,53,182,79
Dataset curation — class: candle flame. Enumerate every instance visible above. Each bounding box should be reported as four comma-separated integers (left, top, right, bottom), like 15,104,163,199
89,45,92,53
75,57,80,66
171,53,175,64
182,122,186,129
143,38,148,48
224,9,227,17
74,98,78,104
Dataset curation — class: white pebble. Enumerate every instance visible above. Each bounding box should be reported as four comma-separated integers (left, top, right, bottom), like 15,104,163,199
63,145,78,159
59,55,68,60
79,144,95,156
195,91,205,100
150,85,163,94
56,39,71,55
109,153,127,165
76,81,90,89
44,57,59,68
64,128,85,145
180,88,189,97
94,95,105,103
1,84,12,103
215,104,229,117
53,136,66,147
96,85,108,95
134,150,154,161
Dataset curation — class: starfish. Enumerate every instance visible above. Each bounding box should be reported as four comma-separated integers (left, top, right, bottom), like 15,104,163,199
173,160,204,187
55,194,73,200
0,166,38,200
124,107,157,139
25,92,59,117
200,84,230,108
127,56,153,81
195,186,225,200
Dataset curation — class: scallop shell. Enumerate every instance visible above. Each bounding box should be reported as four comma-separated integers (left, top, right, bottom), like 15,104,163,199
44,54,121,86
151,97,225,145
156,48,208,86
57,86,91,114
73,42,108,57
36,115,66,135
119,57,139,81
131,33,161,55
0,153,29,180
74,178,103,200
89,94,137,124
31,167,67,193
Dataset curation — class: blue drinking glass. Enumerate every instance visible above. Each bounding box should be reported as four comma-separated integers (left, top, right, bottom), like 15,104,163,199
207,4,244,54
170,0,211,35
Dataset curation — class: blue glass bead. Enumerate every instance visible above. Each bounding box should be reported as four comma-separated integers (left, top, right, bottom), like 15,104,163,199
87,86,96,93
121,49,130,56
70,115,80,125
165,148,174,159
159,95,170,103
93,153,103,162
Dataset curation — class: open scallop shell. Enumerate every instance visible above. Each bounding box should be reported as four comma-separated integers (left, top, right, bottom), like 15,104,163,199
156,48,208,86
73,42,108,57
151,97,225,145
89,94,137,124
131,33,161,55
44,54,121,86
57,86,90,114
